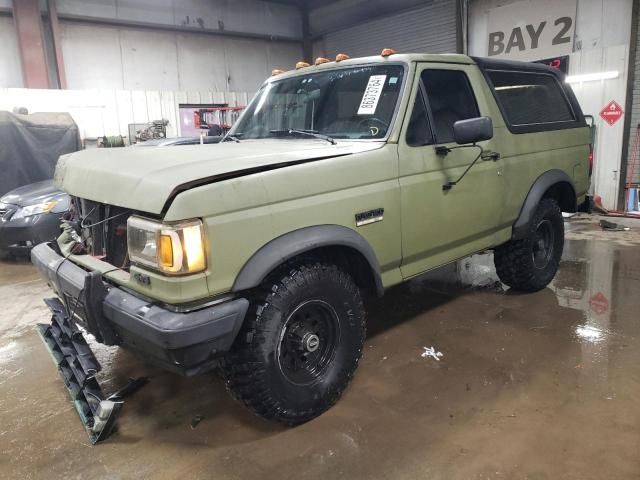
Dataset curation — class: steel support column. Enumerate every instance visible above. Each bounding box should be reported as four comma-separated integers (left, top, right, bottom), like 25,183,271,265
300,0,312,62
13,0,50,88
47,0,67,89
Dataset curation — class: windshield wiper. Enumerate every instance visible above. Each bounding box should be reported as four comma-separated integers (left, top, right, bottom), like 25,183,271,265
270,129,337,145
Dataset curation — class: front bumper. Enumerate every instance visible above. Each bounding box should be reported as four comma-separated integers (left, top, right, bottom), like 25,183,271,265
0,212,63,253
31,242,249,376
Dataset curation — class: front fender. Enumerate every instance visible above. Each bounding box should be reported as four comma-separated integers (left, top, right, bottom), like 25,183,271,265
231,224,383,296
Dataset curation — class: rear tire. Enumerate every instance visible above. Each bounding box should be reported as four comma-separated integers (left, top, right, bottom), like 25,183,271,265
222,259,366,425
494,198,564,292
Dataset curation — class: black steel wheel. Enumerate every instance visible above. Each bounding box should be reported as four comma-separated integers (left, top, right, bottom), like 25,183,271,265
223,259,366,425
494,198,564,292
532,219,555,270
277,300,340,386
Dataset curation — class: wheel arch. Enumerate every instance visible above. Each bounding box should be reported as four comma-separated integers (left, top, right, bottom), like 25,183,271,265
512,169,576,240
231,225,384,297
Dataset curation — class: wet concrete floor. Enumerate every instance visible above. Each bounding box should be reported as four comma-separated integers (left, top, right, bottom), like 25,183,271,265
0,214,639,479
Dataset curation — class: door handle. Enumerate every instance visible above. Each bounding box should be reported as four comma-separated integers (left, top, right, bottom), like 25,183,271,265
482,151,500,161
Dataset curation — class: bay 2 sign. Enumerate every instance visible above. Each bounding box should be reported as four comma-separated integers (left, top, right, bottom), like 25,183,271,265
487,0,577,61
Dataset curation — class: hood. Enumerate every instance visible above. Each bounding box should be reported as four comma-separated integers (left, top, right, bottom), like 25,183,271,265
55,140,383,215
0,179,65,207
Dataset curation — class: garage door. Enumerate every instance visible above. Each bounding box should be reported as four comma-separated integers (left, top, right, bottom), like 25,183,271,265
322,0,457,59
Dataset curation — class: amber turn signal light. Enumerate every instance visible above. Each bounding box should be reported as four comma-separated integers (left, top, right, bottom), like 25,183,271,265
295,61,311,69
315,57,330,65
335,53,350,62
381,48,397,57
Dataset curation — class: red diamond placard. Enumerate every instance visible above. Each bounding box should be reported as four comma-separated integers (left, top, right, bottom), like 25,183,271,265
600,100,624,126
589,292,609,315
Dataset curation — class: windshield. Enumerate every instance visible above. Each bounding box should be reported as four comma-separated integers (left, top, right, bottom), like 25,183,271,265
230,64,405,140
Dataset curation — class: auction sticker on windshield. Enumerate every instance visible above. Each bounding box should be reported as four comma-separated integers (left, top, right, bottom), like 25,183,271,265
358,75,387,115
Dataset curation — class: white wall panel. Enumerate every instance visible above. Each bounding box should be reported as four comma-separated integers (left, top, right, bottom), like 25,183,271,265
570,45,629,207
0,17,23,88
469,0,633,56
117,0,175,26
223,37,270,92
60,24,123,89
175,34,228,91
60,22,301,92
266,42,304,74
119,29,180,90
56,0,302,39
0,87,252,140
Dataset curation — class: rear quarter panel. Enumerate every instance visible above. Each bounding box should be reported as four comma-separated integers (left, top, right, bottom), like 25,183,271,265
497,126,591,225
472,73,591,228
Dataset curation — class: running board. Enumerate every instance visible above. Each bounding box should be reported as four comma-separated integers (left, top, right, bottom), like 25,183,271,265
37,297,122,444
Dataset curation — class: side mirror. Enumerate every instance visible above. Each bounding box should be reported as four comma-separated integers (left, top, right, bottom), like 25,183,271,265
453,116,493,145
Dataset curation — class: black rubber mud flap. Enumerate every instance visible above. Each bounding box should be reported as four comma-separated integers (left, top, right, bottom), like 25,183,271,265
37,297,122,444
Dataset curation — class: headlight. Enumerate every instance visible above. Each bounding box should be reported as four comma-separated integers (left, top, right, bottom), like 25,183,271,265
127,216,206,275
12,200,59,220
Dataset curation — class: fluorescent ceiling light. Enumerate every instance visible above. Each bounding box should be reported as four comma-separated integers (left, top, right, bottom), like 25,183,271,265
565,71,619,83
495,85,537,91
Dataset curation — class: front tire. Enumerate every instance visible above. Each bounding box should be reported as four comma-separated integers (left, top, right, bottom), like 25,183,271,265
222,259,366,425
494,198,564,292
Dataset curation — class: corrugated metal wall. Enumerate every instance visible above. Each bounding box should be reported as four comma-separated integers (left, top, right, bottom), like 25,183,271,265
318,0,458,59
627,5,640,186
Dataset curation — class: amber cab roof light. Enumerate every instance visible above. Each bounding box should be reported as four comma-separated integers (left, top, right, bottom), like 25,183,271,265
315,57,330,65
335,53,350,62
271,69,286,76
295,61,311,69
381,48,397,57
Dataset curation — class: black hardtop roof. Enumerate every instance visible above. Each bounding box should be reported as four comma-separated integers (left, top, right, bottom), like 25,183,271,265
471,56,566,79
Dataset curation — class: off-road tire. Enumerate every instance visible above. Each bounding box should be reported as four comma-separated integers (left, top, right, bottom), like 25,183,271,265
494,198,564,292
222,259,366,425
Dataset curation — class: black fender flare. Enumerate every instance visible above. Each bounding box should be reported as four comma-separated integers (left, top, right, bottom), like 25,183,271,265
512,169,576,240
232,224,384,296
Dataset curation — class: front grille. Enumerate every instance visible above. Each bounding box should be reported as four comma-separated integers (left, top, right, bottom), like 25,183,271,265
77,198,133,269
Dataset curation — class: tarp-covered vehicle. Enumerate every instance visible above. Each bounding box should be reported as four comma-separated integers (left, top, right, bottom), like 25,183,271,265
0,111,81,197
0,112,80,256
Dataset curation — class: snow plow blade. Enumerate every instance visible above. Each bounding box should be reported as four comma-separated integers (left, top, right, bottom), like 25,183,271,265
37,297,122,444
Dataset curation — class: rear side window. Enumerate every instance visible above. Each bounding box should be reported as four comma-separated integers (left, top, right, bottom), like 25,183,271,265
487,70,575,127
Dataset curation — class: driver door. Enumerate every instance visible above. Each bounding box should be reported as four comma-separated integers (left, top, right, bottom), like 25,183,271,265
398,63,506,279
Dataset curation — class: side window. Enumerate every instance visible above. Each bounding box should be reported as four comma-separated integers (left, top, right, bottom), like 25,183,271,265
486,70,575,126
406,89,433,146
422,70,480,144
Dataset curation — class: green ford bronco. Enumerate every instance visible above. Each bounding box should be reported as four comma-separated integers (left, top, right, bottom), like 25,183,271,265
33,51,591,427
